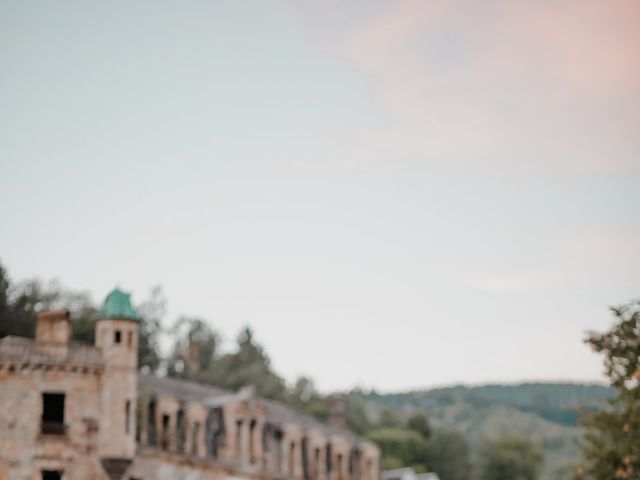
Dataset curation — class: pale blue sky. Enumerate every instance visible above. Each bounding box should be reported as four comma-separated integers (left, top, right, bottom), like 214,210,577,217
1,0,639,391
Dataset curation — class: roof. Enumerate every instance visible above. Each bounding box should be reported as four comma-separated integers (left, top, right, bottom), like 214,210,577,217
0,336,103,367
138,373,364,442
138,374,230,402
99,288,140,321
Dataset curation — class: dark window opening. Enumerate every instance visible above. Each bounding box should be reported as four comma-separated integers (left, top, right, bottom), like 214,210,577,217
302,437,309,480
350,449,360,480
127,331,133,347
314,448,321,479
161,414,170,450
235,419,243,459
249,419,257,463
176,407,186,453
192,421,200,455
262,423,270,453
349,448,363,480
289,441,296,475
337,454,344,480
41,393,65,435
125,400,131,435
326,444,332,475
42,471,61,480
114,330,122,344
274,428,284,472
147,399,156,446
205,408,225,458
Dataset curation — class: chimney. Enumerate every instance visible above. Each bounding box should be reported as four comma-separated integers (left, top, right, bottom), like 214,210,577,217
185,341,201,376
327,394,348,430
36,310,71,356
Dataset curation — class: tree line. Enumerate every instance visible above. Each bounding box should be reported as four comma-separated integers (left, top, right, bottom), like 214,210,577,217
0,259,637,480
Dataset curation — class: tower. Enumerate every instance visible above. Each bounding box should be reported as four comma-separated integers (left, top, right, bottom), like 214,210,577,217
95,288,140,479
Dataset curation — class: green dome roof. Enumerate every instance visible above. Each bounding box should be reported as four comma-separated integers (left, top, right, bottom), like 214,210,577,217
99,288,140,321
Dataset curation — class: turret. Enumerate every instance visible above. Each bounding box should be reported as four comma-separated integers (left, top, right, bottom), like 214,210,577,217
95,288,140,478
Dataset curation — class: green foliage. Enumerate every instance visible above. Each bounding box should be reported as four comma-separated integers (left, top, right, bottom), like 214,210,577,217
287,376,329,422
576,300,640,480
199,326,287,401
478,434,544,480
346,394,372,435
135,285,166,372
379,408,404,428
0,273,38,338
0,264,97,341
166,316,221,378
0,261,164,371
358,382,614,480
364,384,613,427
407,411,431,439
366,428,428,469
423,428,471,480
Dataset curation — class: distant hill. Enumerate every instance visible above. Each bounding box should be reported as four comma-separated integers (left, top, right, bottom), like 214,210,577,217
356,383,614,480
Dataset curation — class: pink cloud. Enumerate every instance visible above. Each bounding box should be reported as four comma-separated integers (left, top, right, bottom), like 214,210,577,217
294,0,640,178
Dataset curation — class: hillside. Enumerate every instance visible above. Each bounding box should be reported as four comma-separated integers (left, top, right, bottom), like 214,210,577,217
356,383,613,480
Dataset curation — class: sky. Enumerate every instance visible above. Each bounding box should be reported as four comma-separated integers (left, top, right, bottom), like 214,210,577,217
1,0,639,392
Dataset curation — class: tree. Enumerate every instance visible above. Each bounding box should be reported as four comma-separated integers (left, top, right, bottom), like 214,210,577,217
286,376,329,421
366,428,428,471
0,262,11,334
378,408,404,429
35,280,98,343
576,300,640,480
135,285,167,372
0,274,39,338
423,428,472,480
478,434,543,480
202,326,287,400
0,263,97,342
407,411,431,439
166,316,221,378
346,394,372,435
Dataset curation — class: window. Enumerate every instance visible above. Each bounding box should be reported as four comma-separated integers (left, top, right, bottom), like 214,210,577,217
114,330,122,344
314,448,321,479
302,437,309,479
274,429,283,472
192,421,200,455
42,471,61,480
176,407,186,453
249,419,257,463
125,400,131,434
289,441,296,475
41,393,65,435
147,399,156,446
127,330,133,347
235,419,243,458
161,414,170,450
205,408,225,458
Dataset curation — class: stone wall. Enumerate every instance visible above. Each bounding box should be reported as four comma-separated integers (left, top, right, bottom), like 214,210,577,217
0,364,107,480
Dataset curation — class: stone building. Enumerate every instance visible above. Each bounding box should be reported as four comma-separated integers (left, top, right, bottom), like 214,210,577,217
0,289,381,480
